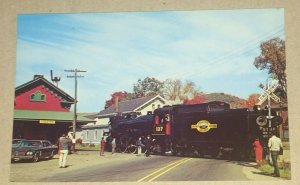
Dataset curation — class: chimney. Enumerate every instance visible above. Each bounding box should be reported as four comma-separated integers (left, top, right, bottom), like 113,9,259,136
33,75,44,80
114,96,119,113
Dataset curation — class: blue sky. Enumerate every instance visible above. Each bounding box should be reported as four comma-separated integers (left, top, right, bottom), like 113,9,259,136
15,9,285,113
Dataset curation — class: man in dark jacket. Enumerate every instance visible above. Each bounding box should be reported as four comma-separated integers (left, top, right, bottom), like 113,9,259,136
144,135,152,157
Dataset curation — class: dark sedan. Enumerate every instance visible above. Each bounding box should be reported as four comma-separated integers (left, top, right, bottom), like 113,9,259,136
11,140,58,162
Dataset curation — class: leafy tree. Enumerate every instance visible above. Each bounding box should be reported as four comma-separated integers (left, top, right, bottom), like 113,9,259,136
133,77,164,98
245,93,260,107
104,91,128,109
183,93,206,105
254,37,287,100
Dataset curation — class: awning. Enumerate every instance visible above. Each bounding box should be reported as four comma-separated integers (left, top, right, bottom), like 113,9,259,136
14,110,94,124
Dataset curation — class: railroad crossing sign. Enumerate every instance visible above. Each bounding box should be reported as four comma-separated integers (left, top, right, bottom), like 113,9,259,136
257,83,280,105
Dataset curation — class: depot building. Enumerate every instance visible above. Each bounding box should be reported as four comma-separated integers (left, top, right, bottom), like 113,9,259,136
13,75,93,143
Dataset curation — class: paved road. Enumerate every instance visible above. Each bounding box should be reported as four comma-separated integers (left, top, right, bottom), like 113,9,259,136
41,155,249,182
10,151,283,182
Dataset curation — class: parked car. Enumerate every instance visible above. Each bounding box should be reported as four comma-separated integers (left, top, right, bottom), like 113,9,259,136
12,139,25,145
11,140,58,162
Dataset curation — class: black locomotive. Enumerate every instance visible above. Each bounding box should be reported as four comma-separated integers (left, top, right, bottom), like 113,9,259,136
108,101,282,160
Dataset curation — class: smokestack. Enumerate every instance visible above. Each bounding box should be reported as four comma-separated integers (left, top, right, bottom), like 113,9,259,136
114,96,119,113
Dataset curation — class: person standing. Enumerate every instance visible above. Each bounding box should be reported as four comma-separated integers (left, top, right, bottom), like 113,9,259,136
100,137,105,156
111,138,116,154
268,130,283,177
136,137,143,156
144,135,152,157
58,134,69,168
252,137,263,167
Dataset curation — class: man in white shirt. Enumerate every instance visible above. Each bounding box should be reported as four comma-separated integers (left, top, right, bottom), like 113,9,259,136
136,137,143,156
58,134,69,168
268,130,283,177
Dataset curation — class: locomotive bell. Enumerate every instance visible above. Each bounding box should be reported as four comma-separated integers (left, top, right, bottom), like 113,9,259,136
256,116,268,126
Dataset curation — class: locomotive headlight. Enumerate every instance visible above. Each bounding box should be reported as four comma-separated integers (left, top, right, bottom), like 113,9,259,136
253,105,262,111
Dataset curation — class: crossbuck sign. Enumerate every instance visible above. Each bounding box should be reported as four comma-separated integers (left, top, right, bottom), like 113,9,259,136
257,83,280,105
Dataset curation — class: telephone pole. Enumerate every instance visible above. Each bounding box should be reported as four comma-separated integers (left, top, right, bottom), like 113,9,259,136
64,69,86,147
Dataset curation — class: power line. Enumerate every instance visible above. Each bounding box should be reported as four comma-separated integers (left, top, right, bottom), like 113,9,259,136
181,30,285,79
161,26,285,80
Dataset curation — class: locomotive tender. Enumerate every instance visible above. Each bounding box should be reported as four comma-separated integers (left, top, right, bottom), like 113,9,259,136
109,101,282,160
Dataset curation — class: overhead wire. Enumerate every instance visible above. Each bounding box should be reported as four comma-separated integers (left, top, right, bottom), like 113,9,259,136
159,24,285,80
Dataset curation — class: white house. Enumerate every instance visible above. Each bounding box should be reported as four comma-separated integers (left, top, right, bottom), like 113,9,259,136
81,95,169,144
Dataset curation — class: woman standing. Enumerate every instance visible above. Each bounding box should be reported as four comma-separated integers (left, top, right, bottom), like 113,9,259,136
253,137,263,167
100,137,105,156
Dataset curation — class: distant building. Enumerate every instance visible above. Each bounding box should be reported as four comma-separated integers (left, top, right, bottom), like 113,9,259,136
81,95,168,144
13,75,93,143
80,117,110,144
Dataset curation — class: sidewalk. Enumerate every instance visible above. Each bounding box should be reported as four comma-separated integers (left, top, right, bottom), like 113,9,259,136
10,150,136,182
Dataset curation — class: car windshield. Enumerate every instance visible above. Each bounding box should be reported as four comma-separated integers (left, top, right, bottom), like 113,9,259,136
12,139,24,147
21,141,42,147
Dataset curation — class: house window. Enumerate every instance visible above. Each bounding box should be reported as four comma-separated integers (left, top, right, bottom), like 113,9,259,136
30,91,46,102
157,104,161,109
152,104,155,110
94,130,98,140
86,131,89,140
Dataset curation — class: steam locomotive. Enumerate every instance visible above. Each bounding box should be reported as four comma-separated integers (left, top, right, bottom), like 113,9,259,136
108,101,282,160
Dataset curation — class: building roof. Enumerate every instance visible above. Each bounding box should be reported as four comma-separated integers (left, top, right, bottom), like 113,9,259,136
14,110,94,123
15,75,74,104
97,95,166,117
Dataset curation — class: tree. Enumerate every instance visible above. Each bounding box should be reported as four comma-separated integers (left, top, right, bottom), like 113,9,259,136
162,79,200,101
245,93,260,107
104,91,128,109
133,77,164,98
162,79,182,101
183,93,206,105
254,37,287,100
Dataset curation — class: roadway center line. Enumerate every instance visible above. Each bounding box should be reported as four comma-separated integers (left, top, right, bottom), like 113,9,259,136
148,158,192,181
137,158,191,182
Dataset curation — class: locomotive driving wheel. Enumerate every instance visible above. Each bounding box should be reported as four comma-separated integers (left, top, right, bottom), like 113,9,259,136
118,136,129,153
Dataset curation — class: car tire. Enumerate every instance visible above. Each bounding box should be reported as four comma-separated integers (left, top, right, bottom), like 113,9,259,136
49,150,55,159
32,153,40,162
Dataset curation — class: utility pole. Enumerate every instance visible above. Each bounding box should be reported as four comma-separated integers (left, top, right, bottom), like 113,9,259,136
64,69,86,152
266,80,273,128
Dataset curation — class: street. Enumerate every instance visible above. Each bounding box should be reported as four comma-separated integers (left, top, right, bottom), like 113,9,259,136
10,151,282,182
41,155,249,181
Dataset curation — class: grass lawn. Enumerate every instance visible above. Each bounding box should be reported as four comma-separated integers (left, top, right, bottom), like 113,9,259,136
75,143,100,151
259,160,291,179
